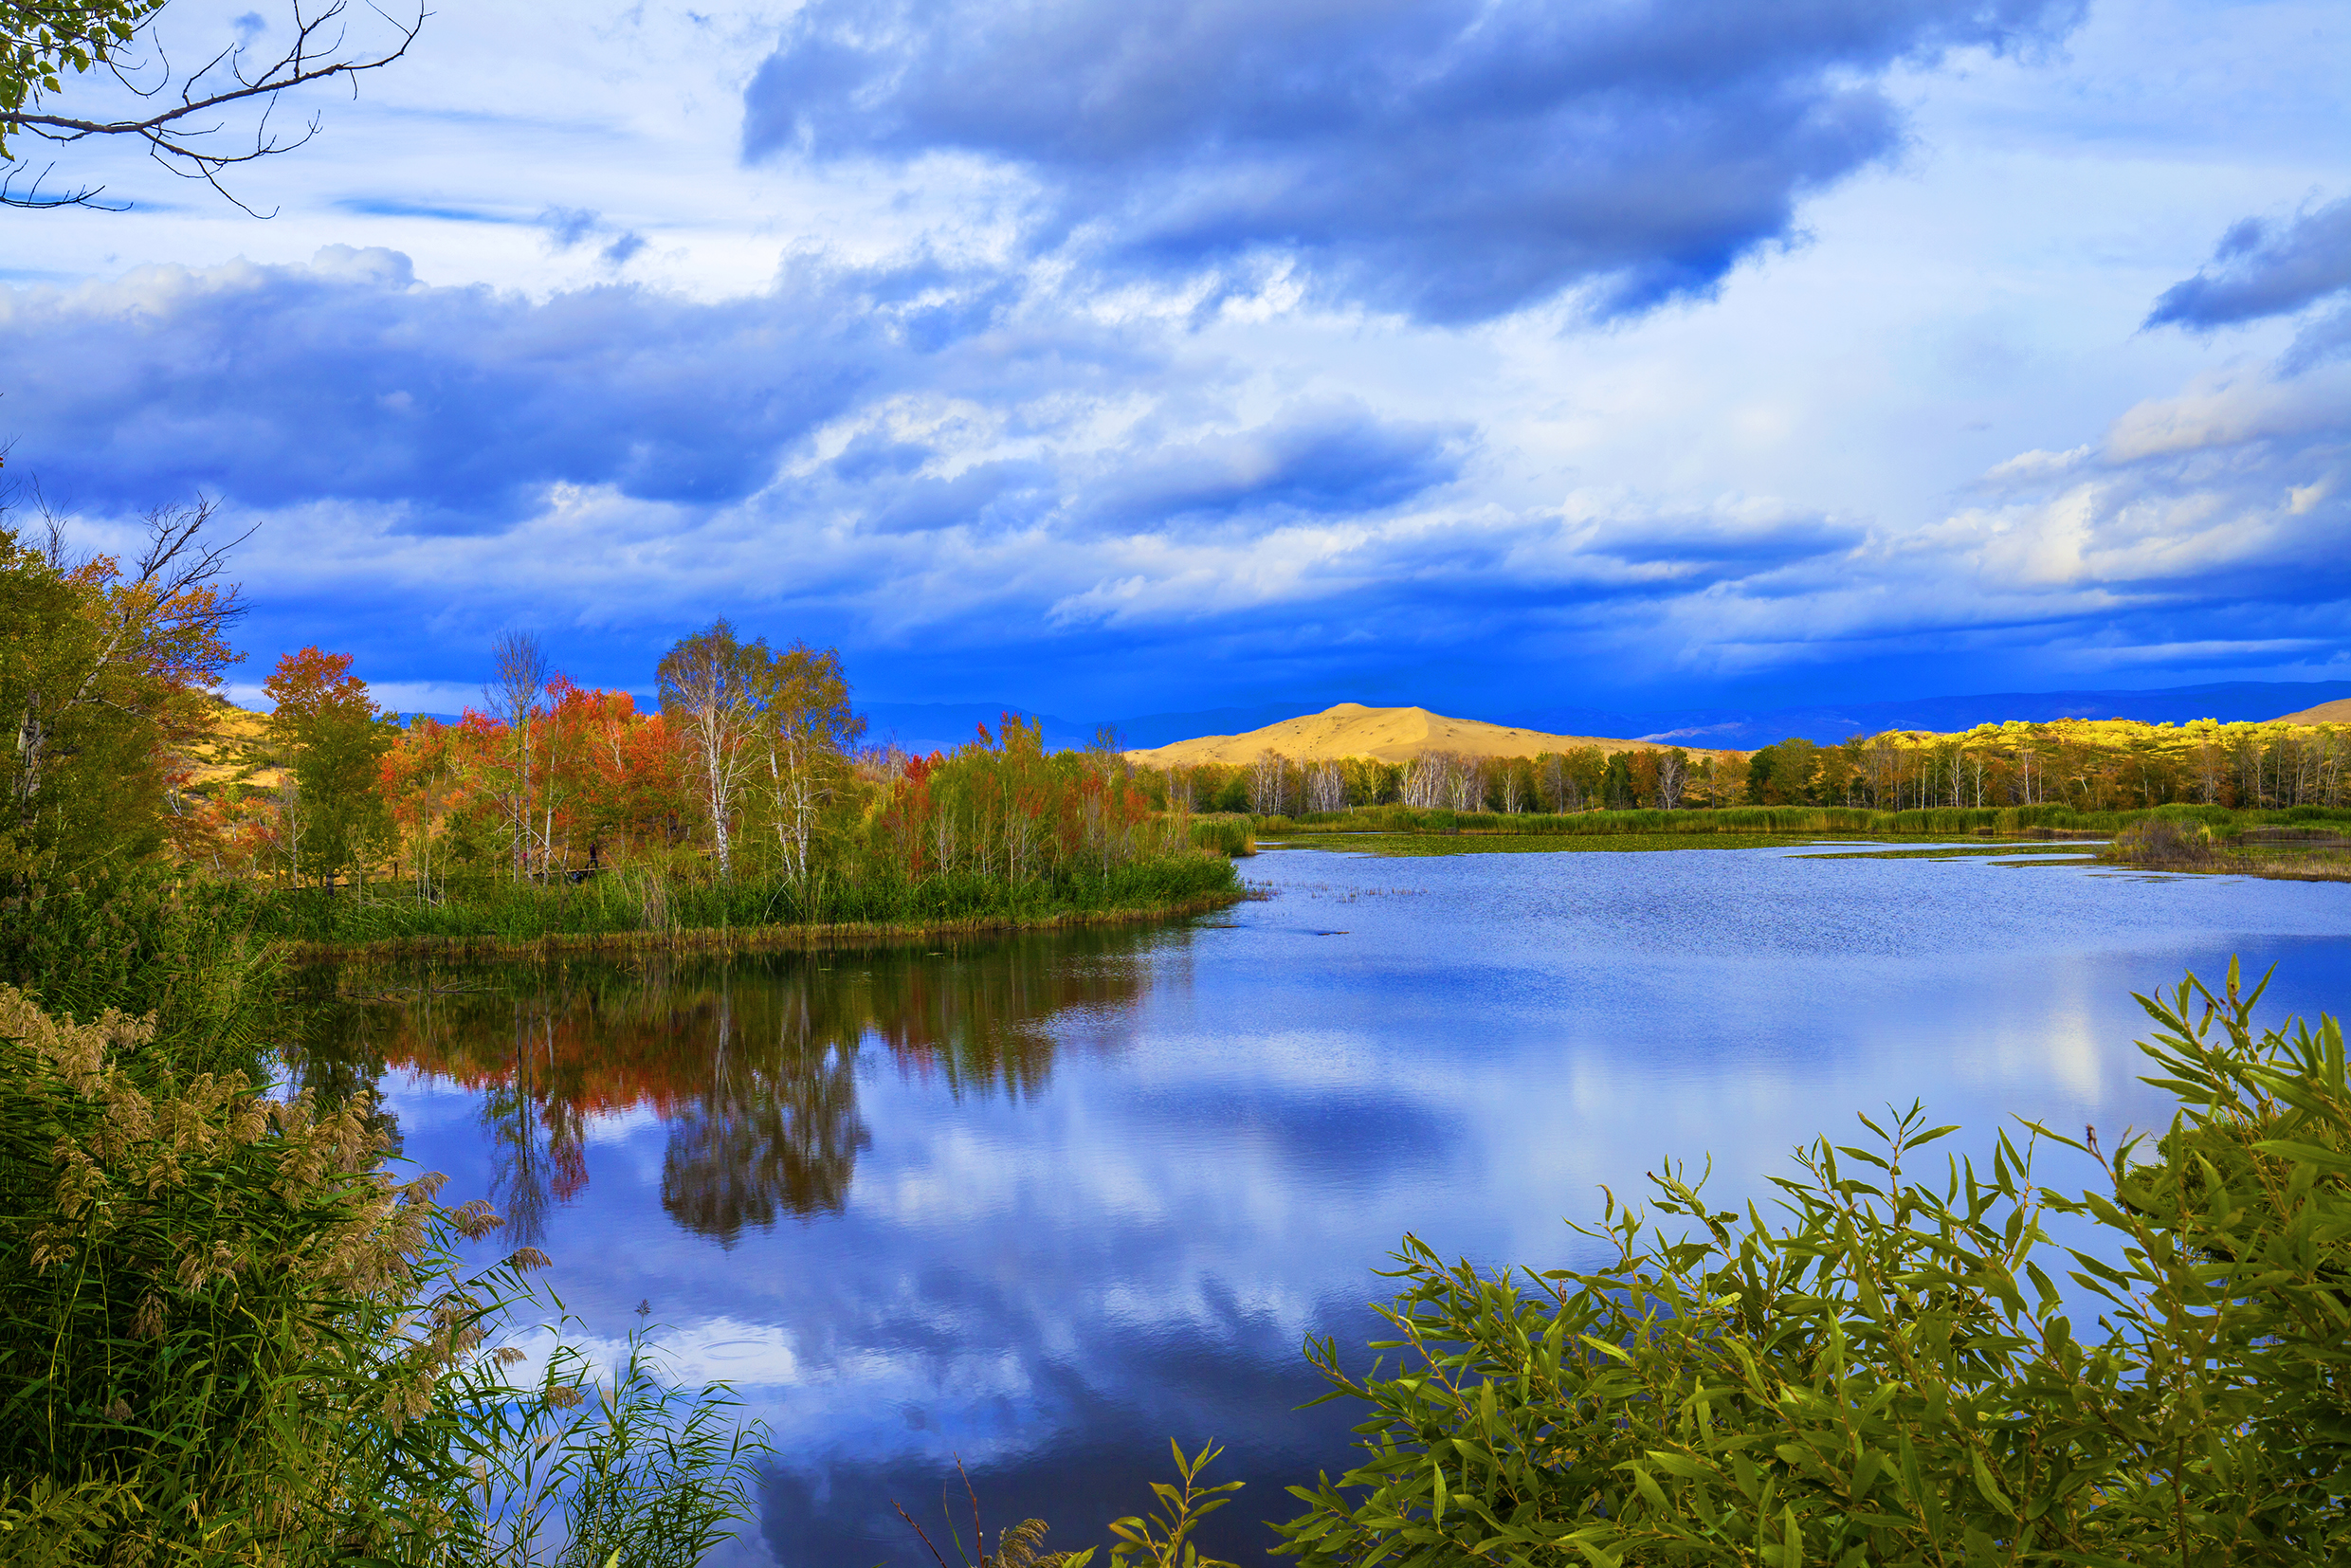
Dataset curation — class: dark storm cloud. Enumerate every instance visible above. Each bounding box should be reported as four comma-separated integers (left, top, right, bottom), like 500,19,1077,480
0,249,1460,547
1574,510,1861,576
1083,408,1465,528
2146,196,2351,335
742,0,2083,324
0,247,939,526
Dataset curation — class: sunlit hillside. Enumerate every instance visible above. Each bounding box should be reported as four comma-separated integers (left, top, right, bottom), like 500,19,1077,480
182,694,282,793
2277,697,2351,724
1122,702,1740,766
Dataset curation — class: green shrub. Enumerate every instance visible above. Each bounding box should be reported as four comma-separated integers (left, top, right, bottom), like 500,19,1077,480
1276,961,2351,1565
0,984,767,1566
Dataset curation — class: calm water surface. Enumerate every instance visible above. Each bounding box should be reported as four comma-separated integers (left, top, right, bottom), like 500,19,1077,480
297,844,2351,1567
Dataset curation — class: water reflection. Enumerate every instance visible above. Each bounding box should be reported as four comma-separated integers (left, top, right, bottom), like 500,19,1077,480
299,933,1156,1245
291,850,2351,1568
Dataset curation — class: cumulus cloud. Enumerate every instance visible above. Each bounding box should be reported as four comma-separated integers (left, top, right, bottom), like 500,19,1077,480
741,0,2084,325
0,249,1471,608
0,246,1896,706
1934,365,2351,620
9,239,2342,714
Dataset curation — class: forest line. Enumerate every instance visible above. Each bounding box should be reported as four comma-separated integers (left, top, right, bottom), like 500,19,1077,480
1155,713,2351,816
0,510,1239,964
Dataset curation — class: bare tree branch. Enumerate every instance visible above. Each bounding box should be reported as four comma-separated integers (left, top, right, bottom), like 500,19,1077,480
3,0,425,213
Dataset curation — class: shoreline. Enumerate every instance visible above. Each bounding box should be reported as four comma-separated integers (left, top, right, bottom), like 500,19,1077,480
277,889,1251,963
2095,856,2351,884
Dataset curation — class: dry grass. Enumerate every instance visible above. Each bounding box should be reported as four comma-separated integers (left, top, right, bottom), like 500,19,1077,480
2099,819,2351,882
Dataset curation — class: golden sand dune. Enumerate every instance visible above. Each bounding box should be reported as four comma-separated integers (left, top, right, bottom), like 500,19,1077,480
1124,703,1734,766
2275,698,2351,725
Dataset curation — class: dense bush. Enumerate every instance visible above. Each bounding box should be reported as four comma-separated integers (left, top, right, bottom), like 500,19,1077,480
1276,962,2351,1565
0,984,766,1566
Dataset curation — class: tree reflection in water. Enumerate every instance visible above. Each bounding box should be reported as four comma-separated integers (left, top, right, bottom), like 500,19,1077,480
658,982,867,1244
304,931,1160,1244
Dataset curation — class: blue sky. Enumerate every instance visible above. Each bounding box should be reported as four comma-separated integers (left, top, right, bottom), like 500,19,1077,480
5,0,2347,725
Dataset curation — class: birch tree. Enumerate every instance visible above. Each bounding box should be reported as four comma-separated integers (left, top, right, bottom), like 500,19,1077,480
753,640,864,888
657,620,761,879
485,629,549,879
1306,760,1345,813
1248,749,1286,815
1656,748,1686,811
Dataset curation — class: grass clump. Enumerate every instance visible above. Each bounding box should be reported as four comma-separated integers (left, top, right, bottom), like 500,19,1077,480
2101,816,2351,881
1187,817,1257,858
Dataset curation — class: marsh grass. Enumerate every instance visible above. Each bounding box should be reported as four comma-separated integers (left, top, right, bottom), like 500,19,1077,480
1259,801,2351,840
0,871,276,1071
241,853,1243,958
1186,817,1256,857
449,1330,767,1568
1264,831,1943,857
2101,817,2351,882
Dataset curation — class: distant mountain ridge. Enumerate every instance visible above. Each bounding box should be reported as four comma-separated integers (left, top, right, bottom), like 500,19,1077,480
1564,682,2351,751
1123,703,1740,766
863,682,2351,757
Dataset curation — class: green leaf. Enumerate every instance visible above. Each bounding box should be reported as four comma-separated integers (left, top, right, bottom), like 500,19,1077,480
2251,1139,2351,1174
1967,1450,2014,1517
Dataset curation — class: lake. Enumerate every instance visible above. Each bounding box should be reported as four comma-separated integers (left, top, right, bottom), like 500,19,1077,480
294,841,2351,1566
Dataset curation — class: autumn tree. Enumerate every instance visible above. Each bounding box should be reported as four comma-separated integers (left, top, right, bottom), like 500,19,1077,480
0,500,244,888
1602,750,1633,810
263,645,396,889
1746,737,1821,806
